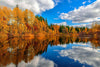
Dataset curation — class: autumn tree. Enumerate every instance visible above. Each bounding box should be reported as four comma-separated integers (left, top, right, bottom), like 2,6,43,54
72,28,77,34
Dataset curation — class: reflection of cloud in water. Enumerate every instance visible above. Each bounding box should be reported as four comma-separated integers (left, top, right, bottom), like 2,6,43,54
73,42,91,46
58,44,67,48
59,46,100,67
7,56,55,67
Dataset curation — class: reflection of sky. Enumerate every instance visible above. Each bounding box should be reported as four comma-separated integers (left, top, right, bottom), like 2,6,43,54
7,56,55,67
42,42,100,67
56,42,100,67
59,46,100,67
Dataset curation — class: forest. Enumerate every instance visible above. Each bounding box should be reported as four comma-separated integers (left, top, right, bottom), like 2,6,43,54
0,6,100,38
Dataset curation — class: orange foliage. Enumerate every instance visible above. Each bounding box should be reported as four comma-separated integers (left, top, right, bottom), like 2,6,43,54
0,6,52,37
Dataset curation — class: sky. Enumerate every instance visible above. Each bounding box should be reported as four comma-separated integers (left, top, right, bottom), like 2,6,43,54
0,0,100,27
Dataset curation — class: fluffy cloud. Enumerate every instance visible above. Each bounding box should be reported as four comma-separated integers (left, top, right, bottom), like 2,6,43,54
7,56,55,67
60,0,100,23
53,22,67,26
59,46,100,67
0,0,55,14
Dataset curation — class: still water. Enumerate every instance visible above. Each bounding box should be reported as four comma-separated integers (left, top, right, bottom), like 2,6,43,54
0,36,100,67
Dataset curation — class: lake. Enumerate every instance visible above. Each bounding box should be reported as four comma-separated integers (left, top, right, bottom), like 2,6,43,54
0,36,100,67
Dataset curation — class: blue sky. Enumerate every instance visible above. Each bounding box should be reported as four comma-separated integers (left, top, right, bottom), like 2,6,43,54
0,0,100,27
41,0,96,26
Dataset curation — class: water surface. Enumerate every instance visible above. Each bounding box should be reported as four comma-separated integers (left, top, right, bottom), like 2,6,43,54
0,36,100,67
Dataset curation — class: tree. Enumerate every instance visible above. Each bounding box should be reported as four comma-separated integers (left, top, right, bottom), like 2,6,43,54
72,28,77,34
75,27,79,33
85,27,87,33
66,26,70,32
59,25,65,33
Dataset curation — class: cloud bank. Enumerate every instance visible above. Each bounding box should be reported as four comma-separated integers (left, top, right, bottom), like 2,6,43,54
0,0,55,14
60,0,100,23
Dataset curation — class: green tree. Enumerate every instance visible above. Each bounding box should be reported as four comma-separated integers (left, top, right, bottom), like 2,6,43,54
59,25,65,33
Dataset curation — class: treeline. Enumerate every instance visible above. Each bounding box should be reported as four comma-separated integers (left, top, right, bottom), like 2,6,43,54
49,24,89,34
49,22,100,38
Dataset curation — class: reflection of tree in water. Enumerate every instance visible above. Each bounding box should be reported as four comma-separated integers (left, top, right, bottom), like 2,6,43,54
75,38,79,43
0,36,100,66
89,37,100,48
0,37,49,66
59,37,66,44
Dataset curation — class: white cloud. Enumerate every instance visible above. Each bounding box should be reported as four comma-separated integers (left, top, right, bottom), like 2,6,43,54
53,22,67,26
60,0,100,23
73,23,92,28
59,46,100,67
82,1,86,5
0,0,55,14
7,56,55,67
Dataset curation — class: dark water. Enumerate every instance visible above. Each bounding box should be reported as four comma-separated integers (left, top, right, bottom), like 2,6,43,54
0,36,100,67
